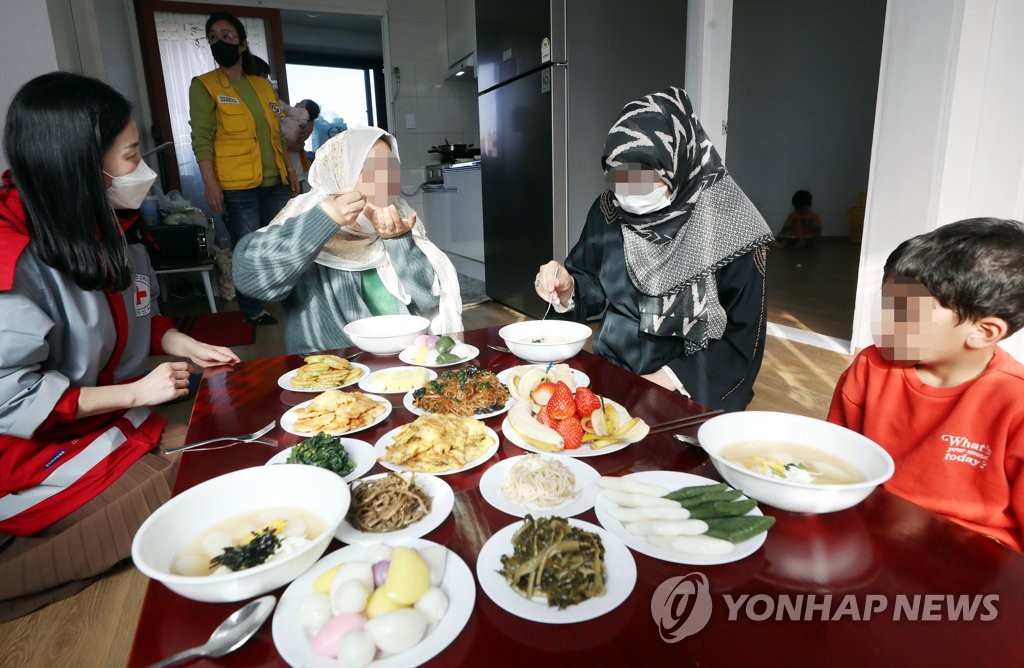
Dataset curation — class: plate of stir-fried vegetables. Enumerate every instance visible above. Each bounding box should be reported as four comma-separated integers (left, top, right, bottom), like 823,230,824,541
407,367,512,419
475,515,636,623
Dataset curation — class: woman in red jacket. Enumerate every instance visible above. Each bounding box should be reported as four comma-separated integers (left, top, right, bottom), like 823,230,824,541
0,72,239,620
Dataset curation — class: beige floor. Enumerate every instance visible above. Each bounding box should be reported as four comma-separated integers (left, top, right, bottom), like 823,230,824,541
0,282,854,668
766,237,861,341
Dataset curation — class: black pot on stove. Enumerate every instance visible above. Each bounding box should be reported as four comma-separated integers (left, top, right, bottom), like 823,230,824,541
428,138,479,162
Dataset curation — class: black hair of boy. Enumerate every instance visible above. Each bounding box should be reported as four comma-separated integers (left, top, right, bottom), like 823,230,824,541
301,99,321,121
883,217,1024,335
792,190,812,209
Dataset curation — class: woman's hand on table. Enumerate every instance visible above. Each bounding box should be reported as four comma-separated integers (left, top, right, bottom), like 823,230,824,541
77,361,194,417
133,361,194,406
367,203,416,238
162,329,240,368
641,368,676,391
535,260,574,306
321,189,365,229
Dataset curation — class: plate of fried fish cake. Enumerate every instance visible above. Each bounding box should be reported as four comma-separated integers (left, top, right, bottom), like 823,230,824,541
376,414,499,475
278,354,369,392
281,390,391,437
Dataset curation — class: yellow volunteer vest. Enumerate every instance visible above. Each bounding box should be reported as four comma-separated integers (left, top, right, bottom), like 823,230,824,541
196,70,288,190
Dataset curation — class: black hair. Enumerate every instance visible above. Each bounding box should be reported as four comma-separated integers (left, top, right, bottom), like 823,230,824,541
792,190,812,208
3,72,133,292
205,11,256,75
249,55,271,78
301,99,321,121
883,217,1024,335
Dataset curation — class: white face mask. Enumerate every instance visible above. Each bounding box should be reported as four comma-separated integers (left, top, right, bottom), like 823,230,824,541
104,159,157,210
614,183,672,215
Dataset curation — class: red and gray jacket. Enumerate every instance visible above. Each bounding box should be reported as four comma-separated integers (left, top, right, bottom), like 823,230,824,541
0,172,173,535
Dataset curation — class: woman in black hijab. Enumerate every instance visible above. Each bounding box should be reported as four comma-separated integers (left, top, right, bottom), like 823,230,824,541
535,87,773,411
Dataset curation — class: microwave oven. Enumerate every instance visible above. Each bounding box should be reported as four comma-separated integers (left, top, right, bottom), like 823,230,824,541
146,224,210,269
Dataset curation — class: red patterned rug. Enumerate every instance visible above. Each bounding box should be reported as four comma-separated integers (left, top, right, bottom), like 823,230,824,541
172,311,256,347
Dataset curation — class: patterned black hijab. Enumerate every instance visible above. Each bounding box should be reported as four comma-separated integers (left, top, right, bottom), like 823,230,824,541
602,87,772,351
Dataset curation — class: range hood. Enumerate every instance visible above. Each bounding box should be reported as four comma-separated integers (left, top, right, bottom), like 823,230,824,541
445,52,476,80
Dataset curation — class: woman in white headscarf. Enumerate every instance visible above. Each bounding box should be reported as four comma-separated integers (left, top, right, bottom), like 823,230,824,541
233,127,463,354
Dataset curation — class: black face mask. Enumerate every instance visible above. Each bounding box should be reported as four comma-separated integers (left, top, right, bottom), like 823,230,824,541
210,40,241,68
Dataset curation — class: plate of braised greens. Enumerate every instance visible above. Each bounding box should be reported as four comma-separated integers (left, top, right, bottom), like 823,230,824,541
405,367,512,419
335,471,455,543
475,515,636,624
266,434,376,483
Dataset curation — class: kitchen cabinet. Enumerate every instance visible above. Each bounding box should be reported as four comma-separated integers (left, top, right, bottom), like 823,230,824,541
422,163,484,281
445,0,476,69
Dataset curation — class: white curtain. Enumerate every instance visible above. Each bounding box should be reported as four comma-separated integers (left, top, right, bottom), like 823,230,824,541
153,11,269,234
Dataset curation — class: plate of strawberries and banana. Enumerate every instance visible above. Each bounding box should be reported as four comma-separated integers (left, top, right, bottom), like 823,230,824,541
500,371,650,457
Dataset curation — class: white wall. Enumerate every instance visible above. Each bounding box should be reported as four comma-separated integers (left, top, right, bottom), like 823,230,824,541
726,0,886,237
854,0,1024,360
0,0,59,172
684,0,732,157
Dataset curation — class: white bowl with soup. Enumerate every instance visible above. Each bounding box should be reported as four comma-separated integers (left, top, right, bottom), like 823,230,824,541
132,464,349,602
498,320,592,363
344,314,430,355
698,412,895,514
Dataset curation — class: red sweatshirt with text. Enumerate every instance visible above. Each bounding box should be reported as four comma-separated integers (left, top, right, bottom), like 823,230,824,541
828,345,1024,551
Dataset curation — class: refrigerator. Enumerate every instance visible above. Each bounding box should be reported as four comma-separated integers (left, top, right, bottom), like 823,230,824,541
476,0,687,317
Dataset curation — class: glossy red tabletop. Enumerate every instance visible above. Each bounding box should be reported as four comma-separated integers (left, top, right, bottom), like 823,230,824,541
128,327,1024,667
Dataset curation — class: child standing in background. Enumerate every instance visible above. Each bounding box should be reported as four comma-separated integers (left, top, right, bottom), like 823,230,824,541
828,218,1024,551
774,189,822,248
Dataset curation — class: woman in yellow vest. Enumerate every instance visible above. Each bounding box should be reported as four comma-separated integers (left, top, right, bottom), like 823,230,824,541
189,11,299,325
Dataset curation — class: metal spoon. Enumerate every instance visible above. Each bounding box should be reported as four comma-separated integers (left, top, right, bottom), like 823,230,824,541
147,595,276,668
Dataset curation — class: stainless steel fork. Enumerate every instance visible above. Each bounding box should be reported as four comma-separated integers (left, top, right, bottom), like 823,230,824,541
164,421,276,455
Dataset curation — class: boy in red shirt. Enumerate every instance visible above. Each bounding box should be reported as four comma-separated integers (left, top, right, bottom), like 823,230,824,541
828,218,1024,551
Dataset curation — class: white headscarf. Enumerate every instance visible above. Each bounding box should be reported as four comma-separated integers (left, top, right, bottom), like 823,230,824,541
266,127,463,335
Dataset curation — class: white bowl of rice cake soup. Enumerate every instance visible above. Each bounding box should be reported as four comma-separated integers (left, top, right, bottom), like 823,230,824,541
498,320,592,363
697,412,895,514
132,464,349,602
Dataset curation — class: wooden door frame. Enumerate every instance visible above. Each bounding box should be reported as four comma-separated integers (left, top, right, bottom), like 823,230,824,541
133,0,288,191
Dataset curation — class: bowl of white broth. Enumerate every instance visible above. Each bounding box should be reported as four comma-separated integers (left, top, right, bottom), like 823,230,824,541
498,320,592,363
132,464,349,602
697,412,895,513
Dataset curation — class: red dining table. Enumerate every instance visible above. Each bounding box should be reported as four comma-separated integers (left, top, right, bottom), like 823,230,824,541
127,326,1024,667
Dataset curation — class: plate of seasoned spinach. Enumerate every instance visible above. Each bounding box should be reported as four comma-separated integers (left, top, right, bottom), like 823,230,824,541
266,434,376,483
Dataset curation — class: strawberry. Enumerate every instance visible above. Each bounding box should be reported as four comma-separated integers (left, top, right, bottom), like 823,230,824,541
554,416,585,450
574,386,602,417
535,406,558,429
530,381,558,407
546,381,576,420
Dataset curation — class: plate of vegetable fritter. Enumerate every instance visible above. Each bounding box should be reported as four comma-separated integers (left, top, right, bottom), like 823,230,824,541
266,434,376,483
475,515,636,623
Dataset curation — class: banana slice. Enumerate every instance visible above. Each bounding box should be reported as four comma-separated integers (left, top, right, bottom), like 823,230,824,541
507,401,563,451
